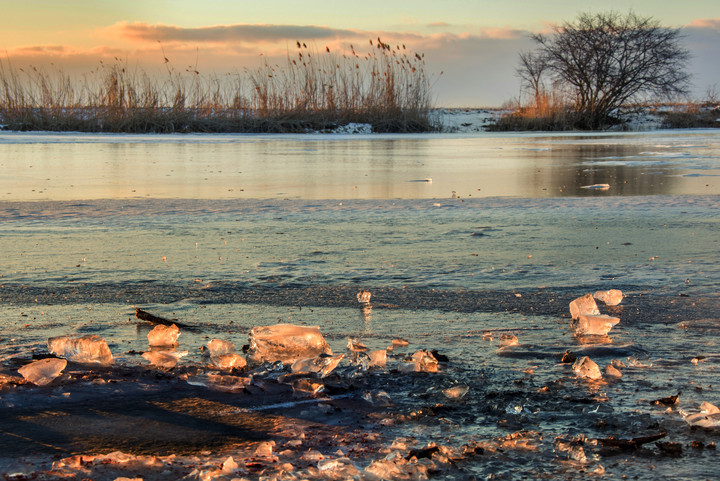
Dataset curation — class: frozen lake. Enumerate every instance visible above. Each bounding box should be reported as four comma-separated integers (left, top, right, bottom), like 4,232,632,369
1,129,719,480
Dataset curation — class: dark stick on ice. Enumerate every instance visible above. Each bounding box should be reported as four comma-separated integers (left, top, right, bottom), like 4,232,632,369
598,432,667,451
135,308,199,331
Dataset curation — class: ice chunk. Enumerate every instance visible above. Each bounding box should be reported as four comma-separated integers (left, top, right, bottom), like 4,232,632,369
291,378,324,398
443,385,469,399
347,337,368,352
398,349,439,373
682,402,720,428
572,314,620,335
604,364,623,379
368,349,387,368
212,353,247,369
290,353,344,378
572,356,602,380
147,324,180,347
569,294,600,320
357,289,371,304
593,289,624,306
246,324,332,366
142,350,188,368
17,358,67,386
47,334,114,365
318,457,360,477
207,339,235,357
206,339,246,369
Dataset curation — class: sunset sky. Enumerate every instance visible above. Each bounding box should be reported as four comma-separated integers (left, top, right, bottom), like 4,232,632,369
1,0,718,106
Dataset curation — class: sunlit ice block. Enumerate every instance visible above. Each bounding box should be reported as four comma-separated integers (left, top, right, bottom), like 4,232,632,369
572,314,620,336
47,334,113,365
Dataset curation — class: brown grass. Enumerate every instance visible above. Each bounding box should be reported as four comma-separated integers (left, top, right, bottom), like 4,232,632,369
486,91,581,131
0,40,437,133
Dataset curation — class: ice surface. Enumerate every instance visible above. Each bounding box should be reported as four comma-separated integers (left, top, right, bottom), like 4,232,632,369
142,350,188,368
17,357,67,386
572,314,620,335
594,289,624,306
147,323,180,347
682,402,720,429
572,356,602,380
47,334,114,365
246,324,332,366
569,294,600,320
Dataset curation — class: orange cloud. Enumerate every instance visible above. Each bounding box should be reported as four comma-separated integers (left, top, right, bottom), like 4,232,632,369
686,18,720,30
109,21,365,44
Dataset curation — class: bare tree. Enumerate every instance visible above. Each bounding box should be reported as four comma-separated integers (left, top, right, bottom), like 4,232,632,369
520,11,691,129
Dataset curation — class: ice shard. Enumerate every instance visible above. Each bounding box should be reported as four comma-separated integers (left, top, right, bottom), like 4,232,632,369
569,294,600,320
207,339,246,369
572,356,602,380
17,358,67,386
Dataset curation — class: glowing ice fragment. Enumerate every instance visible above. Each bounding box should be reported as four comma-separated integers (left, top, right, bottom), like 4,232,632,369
18,358,67,386
47,334,114,365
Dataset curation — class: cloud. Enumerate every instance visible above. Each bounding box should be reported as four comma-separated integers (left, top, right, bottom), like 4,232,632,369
113,21,364,44
685,18,720,30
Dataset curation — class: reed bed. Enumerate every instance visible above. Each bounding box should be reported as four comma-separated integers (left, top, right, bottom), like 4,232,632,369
0,40,436,133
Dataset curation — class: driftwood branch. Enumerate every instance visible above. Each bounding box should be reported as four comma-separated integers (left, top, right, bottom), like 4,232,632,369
135,308,198,331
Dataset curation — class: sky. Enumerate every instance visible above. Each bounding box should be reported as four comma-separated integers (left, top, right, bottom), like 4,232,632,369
1,0,718,106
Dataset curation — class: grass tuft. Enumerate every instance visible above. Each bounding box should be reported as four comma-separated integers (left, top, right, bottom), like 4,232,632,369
0,41,437,133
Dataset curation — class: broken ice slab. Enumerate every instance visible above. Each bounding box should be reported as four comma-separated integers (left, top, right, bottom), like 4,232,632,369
142,350,188,368
572,314,620,335
593,289,624,306
246,324,332,366
357,289,371,304
569,294,600,320
17,357,67,386
47,334,114,365
291,353,344,378
147,323,180,347
572,356,603,380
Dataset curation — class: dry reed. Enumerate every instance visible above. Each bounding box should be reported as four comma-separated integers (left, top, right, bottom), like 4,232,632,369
0,40,437,133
